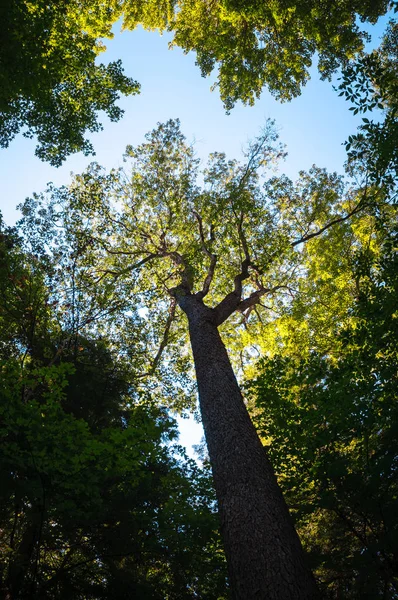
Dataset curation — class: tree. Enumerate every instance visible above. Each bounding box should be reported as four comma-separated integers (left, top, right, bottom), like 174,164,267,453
25,118,381,598
0,358,227,599
337,17,398,197
0,215,228,599
250,219,398,598
0,0,139,165
124,0,390,110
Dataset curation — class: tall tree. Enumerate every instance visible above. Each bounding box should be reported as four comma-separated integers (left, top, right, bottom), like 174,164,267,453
25,119,381,598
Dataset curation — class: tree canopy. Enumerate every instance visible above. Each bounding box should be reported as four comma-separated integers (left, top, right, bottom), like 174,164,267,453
0,96,396,595
13,117,396,597
26,119,383,383
0,0,139,165
0,4,397,590
124,0,390,109
0,0,392,163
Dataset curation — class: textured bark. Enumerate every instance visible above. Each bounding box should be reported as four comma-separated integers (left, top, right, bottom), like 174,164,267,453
177,292,319,600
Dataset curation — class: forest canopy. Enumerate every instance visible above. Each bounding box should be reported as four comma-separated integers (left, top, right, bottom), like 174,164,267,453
0,0,393,162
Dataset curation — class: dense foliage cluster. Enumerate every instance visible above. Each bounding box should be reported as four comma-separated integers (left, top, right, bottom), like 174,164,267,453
0,221,227,598
251,219,398,597
339,19,398,193
0,0,139,164
0,0,392,163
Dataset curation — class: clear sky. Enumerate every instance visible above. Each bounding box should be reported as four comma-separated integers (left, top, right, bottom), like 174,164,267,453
0,17,390,455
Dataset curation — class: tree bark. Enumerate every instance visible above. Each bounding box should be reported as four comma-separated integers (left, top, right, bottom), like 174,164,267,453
177,292,319,600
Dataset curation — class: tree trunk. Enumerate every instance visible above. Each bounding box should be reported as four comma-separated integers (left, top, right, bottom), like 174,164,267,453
178,293,319,600
4,507,41,599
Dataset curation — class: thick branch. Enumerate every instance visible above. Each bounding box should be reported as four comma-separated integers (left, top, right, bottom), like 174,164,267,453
192,210,218,300
237,213,250,263
196,254,217,300
214,258,251,325
163,250,194,291
238,285,285,313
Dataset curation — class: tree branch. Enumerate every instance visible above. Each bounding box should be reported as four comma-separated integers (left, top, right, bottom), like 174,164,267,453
93,252,160,282
148,298,176,376
237,212,250,262
192,210,218,300
163,251,193,291
214,258,251,325
291,197,367,247
238,285,285,313
236,133,271,190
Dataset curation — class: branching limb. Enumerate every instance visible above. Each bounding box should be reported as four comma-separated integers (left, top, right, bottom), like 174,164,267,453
215,280,289,326
214,258,251,325
93,253,160,282
163,251,194,291
196,254,217,300
148,298,176,376
237,212,250,262
236,132,273,190
291,195,367,247
237,285,285,313
192,210,218,300
236,213,263,277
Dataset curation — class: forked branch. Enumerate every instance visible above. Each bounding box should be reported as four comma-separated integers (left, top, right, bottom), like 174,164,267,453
163,250,194,291
238,285,285,313
192,210,218,300
214,258,252,325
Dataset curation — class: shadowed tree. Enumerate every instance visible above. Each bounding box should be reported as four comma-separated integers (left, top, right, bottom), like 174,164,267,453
0,217,227,599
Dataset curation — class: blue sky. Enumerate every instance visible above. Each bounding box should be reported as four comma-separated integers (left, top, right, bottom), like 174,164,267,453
0,17,390,455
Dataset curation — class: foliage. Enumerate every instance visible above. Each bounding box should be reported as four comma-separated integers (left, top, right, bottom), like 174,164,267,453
0,214,228,599
250,223,398,598
23,119,382,395
0,0,139,165
124,0,389,110
1,0,391,165
338,18,398,193
0,0,392,164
